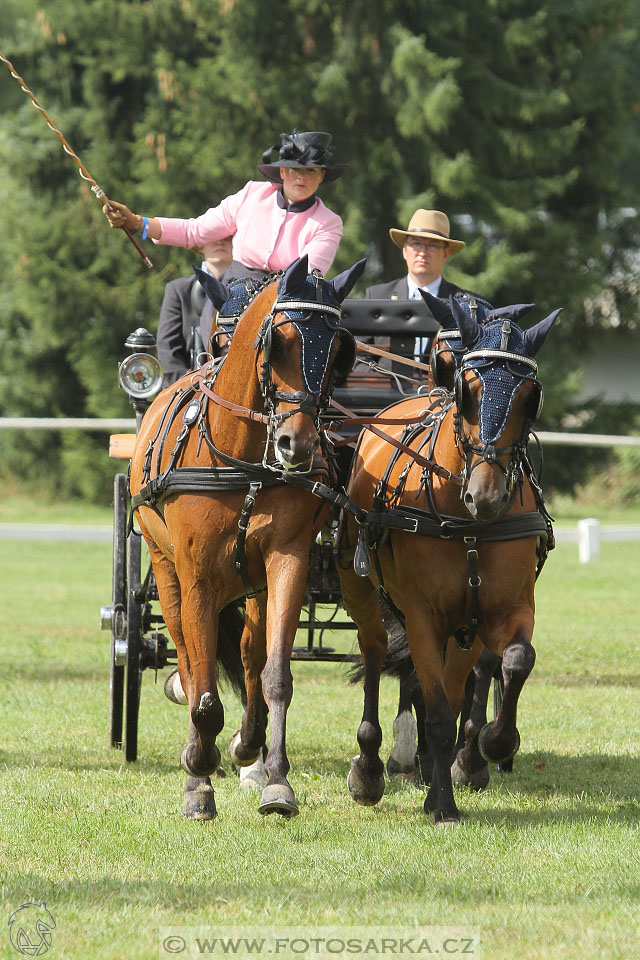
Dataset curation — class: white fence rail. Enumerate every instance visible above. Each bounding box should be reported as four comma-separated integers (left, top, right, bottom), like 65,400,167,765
1,420,638,562
1,419,640,447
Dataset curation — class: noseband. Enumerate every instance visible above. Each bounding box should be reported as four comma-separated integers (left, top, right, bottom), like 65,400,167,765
453,328,542,494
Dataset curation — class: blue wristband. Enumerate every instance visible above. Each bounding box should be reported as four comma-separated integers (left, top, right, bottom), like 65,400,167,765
141,216,149,241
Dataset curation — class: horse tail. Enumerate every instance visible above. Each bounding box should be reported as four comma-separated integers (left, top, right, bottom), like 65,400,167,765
347,630,415,685
215,602,246,699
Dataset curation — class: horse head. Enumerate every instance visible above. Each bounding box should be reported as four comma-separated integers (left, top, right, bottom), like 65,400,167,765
420,290,496,390
448,297,562,521
256,255,365,470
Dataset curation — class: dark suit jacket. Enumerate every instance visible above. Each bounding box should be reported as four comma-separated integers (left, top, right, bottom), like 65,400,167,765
157,261,269,388
364,275,465,302
157,274,201,388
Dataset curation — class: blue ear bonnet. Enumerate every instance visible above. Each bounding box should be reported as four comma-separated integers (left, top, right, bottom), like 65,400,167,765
439,294,494,357
465,318,537,443
218,277,265,321
275,273,346,394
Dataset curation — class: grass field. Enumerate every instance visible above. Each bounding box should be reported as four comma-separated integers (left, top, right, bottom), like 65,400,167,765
0,525,639,959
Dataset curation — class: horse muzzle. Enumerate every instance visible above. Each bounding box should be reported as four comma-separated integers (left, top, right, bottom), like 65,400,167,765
274,425,320,470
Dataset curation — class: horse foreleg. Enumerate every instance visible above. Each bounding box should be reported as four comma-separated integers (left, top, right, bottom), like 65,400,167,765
228,594,268,768
341,575,387,806
174,554,225,782
257,553,309,818
478,622,535,766
449,643,496,791
139,538,218,820
381,602,417,779
406,618,461,825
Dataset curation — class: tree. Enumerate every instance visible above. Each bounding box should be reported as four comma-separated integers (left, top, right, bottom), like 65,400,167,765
0,0,637,500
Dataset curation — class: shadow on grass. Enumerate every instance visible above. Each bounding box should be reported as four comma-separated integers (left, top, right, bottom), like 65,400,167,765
541,673,640,688
12,663,106,684
485,750,640,801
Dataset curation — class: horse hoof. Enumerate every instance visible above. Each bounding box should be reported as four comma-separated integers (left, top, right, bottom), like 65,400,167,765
239,754,267,791
385,756,416,779
451,755,490,791
347,758,385,806
180,742,221,779
228,729,261,768
182,782,217,820
164,668,188,705
385,711,417,778
258,784,299,818
435,816,461,829
478,725,521,764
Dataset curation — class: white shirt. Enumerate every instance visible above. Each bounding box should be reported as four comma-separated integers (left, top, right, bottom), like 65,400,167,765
408,275,442,358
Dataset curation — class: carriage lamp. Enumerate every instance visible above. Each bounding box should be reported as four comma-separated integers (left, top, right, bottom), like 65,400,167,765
118,353,163,399
118,327,163,400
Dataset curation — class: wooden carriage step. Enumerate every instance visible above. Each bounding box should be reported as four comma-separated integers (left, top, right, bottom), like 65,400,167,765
109,433,137,460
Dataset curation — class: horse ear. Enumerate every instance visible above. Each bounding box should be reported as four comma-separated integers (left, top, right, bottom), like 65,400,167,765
279,256,309,295
192,266,230,310
524,308,562,356
419,289,455,328
329,259,367,303
450,295,482,347
487,303,536,323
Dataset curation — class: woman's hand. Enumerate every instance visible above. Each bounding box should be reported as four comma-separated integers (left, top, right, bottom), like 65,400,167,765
102,200,142,233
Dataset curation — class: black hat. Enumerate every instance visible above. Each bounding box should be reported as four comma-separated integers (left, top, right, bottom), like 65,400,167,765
258,130,348,183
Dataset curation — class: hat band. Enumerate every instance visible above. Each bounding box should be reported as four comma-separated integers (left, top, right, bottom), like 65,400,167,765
405,228,448,239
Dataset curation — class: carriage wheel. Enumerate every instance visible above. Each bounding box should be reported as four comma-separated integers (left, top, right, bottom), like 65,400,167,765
109,473,128,748
124,530,143,762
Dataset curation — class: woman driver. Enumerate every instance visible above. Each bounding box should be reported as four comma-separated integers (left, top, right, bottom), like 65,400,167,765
103,129,347,279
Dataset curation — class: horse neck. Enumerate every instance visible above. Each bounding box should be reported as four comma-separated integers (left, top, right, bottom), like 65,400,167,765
207,283,278,461
430,406,467,512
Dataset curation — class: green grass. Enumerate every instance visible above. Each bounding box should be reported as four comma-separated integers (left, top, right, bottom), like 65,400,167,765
0,536,639,960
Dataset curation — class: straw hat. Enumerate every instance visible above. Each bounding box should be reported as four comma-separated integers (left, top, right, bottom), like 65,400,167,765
389,209,465,253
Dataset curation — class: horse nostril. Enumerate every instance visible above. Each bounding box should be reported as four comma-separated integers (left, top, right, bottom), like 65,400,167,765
464,491,474,506
277,435,292,453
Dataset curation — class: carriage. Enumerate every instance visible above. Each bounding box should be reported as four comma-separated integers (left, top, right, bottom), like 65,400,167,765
100,293,441,763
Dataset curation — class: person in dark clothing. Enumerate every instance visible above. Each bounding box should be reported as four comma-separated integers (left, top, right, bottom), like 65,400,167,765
156,237,234,388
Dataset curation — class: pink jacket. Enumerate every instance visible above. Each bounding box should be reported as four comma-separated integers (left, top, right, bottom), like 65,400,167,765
154,181,343,275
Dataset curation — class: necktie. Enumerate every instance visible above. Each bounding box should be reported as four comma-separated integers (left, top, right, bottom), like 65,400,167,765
411,288,426,358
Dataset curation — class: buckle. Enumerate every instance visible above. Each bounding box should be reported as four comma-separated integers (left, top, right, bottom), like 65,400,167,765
405,517,419,534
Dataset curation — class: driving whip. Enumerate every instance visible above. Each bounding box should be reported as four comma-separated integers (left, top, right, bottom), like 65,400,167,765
0,50,153,268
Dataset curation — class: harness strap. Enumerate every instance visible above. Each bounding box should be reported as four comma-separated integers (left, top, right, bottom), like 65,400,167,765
452,538,482,651
231,481,263,598
328,397,463,484
363,507,549,542
195,375,271,424
355,340,432,373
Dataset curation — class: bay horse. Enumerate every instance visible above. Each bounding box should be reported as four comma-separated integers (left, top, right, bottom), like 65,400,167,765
338,294,560,824
130,254,365,820
382,294,498,781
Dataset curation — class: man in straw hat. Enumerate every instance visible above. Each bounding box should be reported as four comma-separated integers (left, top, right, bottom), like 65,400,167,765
365,208,467,303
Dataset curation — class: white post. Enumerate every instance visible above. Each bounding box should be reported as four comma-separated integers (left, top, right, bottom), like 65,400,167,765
578,518,601,563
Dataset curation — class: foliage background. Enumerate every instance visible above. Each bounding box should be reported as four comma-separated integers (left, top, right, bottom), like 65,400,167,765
1,0,639,502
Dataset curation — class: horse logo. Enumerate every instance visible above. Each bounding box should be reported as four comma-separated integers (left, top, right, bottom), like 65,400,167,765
8,902,56,956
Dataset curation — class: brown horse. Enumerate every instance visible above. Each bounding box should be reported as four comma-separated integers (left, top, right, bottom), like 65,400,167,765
130,254,364,820
339,295,560,824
